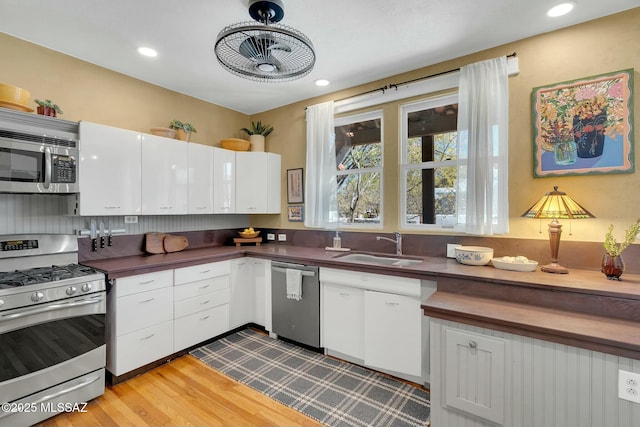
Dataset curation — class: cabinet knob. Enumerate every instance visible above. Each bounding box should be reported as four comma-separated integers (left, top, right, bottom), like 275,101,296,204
468,340,477,349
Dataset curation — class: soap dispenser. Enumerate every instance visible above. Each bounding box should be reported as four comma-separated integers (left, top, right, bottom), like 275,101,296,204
333,231,342,249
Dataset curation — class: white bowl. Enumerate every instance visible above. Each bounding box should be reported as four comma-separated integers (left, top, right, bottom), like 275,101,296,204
492,256,539,272
455,246,494,266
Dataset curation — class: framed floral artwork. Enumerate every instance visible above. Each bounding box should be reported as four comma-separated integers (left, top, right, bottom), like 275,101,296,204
532,69,634,177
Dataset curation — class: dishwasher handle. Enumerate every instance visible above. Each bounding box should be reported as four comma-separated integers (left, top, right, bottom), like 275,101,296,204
272,266,316,277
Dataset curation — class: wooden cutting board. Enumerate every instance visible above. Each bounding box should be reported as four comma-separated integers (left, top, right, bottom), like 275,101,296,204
145,232,167,254
164,235,189,253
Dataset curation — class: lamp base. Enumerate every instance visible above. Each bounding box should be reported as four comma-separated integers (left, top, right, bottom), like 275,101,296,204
540,262,569,274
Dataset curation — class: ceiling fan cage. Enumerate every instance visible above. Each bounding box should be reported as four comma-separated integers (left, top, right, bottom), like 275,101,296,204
215,22,315,82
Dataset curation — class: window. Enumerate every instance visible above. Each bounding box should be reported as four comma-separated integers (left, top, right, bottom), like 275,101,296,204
334,110,383,227
400,94,458,229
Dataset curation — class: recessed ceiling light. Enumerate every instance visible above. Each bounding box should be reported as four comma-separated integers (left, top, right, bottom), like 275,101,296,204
315,79,330,87
547,2,574,17
137,47,158,57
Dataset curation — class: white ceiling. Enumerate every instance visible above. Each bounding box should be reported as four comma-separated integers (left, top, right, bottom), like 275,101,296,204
1,0,637,115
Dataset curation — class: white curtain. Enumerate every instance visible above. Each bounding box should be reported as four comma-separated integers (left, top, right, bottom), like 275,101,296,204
455,56,509,235
304,101,337,228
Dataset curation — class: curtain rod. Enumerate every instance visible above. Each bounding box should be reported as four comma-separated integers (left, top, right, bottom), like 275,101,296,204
333,52,517,103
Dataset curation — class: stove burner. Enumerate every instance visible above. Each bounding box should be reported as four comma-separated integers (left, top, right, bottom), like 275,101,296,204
0,264,100,288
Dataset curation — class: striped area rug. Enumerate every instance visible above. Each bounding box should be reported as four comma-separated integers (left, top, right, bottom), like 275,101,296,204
191,329,430,427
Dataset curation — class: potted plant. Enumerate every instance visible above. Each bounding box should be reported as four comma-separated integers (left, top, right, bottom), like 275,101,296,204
169,119,197,141
34,99,63,117
602,218,640,280
240,121,274,152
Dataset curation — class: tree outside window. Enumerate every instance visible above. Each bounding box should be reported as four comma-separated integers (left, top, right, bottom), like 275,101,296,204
334,111,383,226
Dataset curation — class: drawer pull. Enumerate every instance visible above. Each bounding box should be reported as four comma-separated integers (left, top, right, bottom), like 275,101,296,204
200,269,211,274
139,297,155,303
199,284,210,289
139,280,154,285
339,293,350,296
200,299,210,305
200,315,210,321
468,341,477,349
385,302,400,306
141,334,155,340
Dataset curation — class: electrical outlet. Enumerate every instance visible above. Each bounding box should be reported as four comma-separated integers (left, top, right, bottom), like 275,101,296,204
124,216,138,224
447,243,461,258
618,369,640,403
278,234,287,242
267,233,275,241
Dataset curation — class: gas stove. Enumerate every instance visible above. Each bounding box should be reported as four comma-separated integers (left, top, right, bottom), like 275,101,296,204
0,234,106,312
0,234,106,426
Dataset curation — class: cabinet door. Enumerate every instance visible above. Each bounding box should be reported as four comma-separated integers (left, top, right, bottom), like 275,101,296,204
364,290,422,377
141,134,188,214
322,283,364,360
187,142,214,214
443,327,506,425
174,304,230,351
229,259,255,328
109,320,173,376
236,152,268,213
212,147,235,213
114,286,173,336
266,153,281,213
77,121,141,215
251,258,267,326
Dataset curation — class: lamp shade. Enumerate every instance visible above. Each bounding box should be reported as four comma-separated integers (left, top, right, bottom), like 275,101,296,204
521,186,595,220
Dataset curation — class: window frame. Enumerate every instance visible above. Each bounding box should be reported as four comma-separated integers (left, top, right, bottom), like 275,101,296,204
399,93,459,231
334,109,384,230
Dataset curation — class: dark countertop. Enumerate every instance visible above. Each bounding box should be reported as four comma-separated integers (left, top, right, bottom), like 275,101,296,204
81,243,640,360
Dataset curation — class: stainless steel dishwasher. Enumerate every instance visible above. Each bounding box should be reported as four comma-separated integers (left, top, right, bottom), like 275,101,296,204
271,261,321,349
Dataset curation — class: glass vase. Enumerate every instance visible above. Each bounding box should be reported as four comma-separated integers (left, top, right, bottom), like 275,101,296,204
601,253,625,280
553,139,577,165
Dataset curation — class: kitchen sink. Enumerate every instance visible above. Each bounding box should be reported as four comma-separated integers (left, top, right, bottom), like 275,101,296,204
333,252,424,267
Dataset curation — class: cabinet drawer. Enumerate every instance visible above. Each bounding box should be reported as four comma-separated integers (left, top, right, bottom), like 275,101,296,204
113,270,173,298
108,320,173,376
174,304,230,351
174,261,230,285
174,288,231,319
320,267,420,297
174,275,229,301
114,287,173,335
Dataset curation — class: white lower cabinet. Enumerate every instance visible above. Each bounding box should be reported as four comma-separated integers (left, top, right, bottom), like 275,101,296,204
107,270,174,376
320,267,425,382
174,261,231,351
107,261,233,377
364,290,422,377
322,283,364,360
442,326,506,425
229,258,254,328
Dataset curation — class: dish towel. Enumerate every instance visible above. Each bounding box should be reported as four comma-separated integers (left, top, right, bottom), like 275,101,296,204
286,268,303,301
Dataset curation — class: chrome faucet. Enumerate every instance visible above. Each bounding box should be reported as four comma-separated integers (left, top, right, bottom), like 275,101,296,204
376,232,403,255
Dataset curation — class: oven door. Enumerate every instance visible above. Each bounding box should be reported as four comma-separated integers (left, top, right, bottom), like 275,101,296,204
0,292,106,404
0,137,79,193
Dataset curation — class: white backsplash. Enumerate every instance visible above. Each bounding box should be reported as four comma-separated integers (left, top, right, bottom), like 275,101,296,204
0,194,249,236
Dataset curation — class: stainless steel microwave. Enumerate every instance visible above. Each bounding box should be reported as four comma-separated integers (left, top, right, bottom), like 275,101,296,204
0,129,79,194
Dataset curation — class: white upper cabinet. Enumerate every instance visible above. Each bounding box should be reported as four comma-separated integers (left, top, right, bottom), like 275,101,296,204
76,121,141,216
141,134,188,215
236,152,281,214
187,143,214,214
212,147,236,214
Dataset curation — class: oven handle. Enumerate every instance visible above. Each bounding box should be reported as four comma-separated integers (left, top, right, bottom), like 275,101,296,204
0,296,104,321
44,146,52,190
0,374,101,420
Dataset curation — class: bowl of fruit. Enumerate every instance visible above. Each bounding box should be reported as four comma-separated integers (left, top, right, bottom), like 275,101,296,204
238,227,260,239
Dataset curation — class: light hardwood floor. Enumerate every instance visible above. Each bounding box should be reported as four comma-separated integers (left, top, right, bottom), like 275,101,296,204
36,355,322,427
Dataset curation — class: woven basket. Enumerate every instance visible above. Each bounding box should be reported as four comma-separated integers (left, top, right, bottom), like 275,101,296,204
221,138,251,151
